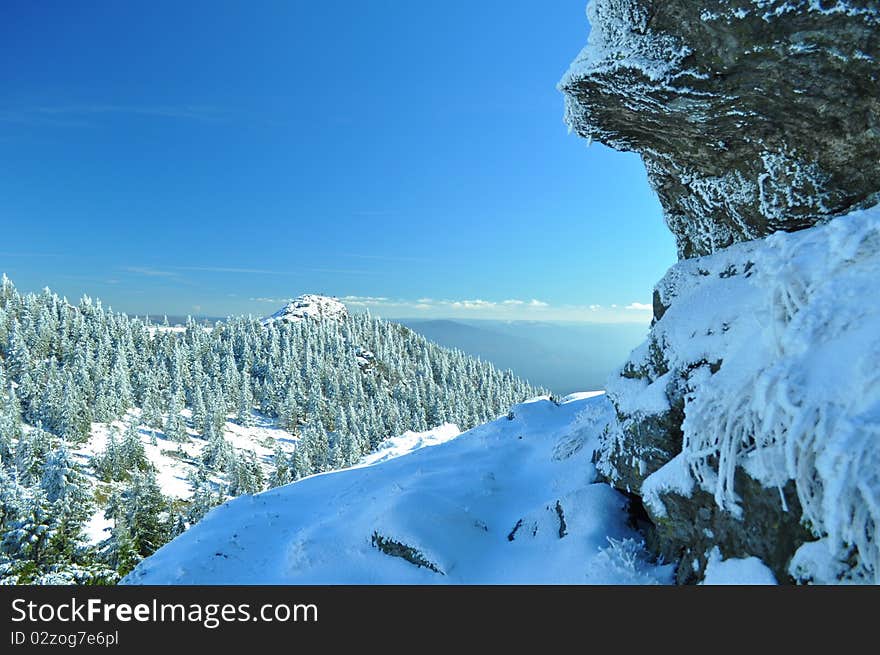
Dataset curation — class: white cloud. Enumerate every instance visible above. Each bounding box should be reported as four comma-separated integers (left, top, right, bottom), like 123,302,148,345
325,296,651,323
339,295,390,306
625,302,652,311
449,299,496,310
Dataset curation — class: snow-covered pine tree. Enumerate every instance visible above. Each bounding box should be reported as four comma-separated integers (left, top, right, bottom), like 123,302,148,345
185,465,224,526
14,424,52,487
120,421,149,474
108,468,169,561
40,445,91,562
0,369,21,464
291,443,313,481
140,373,165,429
236,376,254,427
0,486,56,572
268,443,292,488
164,393,189,443
225,449,264,497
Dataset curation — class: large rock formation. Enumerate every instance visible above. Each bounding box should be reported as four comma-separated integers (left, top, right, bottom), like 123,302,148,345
599,211,880,583
261,294,348,325
559,0,880,258
561,0,880,584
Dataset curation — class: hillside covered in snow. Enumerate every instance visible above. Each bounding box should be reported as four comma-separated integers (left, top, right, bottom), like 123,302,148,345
0,287,542,584
124,393,682,585
122,206,879,586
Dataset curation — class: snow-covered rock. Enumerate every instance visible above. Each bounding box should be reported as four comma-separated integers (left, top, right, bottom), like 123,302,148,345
600,206,880,584
261,294,348,325
560,0,880,586
701,548,777,586
559,0,880,258
122,394,679,585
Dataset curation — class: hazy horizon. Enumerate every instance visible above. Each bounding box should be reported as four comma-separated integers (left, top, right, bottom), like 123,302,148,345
0,273,657,325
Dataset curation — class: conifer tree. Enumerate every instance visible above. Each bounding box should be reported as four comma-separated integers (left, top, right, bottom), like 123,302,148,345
169,512,188,539
121,421,149,473
59,372,90,444
291,444,313,481
164,394,189,443
225,449,264,497
236,377,254,427
111,469,169,560
268,443,292,488
185,466,223,526
99,518,141,578
1,486,56,571
14,425,52,486
0,372,21,464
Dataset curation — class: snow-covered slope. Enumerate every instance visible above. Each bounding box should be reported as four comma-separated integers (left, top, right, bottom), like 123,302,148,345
261,294,348,325
123,394,678,585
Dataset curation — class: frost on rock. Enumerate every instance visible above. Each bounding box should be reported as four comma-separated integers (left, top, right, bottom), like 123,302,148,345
559,0,690,150
559,0,880,257
641,454,694,518
559,0,695,147
563,0,880,583
602,206,880,583
682,207,880,583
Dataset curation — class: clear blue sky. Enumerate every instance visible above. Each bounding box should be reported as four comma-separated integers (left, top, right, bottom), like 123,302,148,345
0,0,675,322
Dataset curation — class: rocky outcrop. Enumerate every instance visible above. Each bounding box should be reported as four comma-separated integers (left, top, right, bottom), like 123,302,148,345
559,0,880,258
561,0,880,583
261,294,348,325
371,532,445,574
599,207,880,584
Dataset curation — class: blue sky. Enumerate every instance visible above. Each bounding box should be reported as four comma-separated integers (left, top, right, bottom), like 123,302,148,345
0,0,675,322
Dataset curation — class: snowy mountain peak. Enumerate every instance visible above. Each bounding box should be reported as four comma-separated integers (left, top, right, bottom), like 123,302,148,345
261,294,348,325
